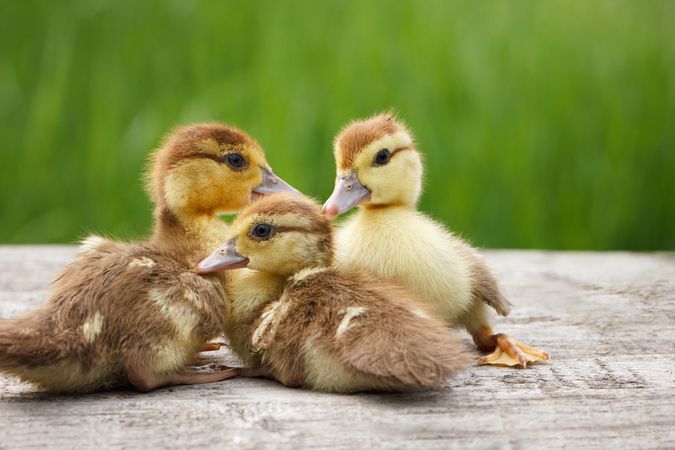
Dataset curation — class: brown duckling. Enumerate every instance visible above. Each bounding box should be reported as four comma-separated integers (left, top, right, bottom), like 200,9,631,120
197,194,472,393
322,113,549,368
0,122,298,393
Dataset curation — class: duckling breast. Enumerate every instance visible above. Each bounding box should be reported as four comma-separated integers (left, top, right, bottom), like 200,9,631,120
334,208,474,324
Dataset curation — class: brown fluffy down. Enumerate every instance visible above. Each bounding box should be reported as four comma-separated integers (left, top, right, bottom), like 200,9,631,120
0,312,84,370
248,269,474,393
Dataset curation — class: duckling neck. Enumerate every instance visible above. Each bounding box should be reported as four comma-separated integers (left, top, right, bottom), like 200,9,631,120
361,201,415,215
225,268,286,365
231,265,329,322
150,206,228,265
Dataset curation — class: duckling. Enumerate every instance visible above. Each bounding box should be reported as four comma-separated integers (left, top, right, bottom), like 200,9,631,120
322,113,549,368
0,122,298,393
196,193,472,393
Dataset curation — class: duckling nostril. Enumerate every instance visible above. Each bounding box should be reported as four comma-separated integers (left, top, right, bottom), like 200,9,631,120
345,184,353,191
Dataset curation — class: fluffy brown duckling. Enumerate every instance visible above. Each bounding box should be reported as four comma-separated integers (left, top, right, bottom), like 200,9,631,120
322,113,549,368
0,122,298,393
197,194,472,393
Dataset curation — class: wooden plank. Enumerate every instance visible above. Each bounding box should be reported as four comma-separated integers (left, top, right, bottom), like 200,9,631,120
0,247,673,449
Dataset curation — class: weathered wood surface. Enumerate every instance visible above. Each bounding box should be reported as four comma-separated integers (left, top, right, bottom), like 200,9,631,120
0,246,673,450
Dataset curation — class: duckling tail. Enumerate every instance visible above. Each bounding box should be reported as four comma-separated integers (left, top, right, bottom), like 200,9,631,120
0,313,75,376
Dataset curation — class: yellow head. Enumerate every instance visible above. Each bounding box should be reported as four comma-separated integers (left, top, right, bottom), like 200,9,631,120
147,122,299,220
323,112,423,218
196,194,333,277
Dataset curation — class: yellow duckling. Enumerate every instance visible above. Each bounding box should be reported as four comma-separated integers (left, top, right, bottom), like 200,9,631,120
322,113,549,368
197,193,472,393
0,122,298,393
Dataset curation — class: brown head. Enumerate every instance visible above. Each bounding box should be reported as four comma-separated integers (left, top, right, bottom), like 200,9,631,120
196,194,333,277
322,113,423,218
147,122,299,221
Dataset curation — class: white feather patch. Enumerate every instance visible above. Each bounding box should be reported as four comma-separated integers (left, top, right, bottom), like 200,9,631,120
251,301,289,352
290,266,328,284
335,306,367,338
81,312,103,343
150,288,199,340
128,257,156,268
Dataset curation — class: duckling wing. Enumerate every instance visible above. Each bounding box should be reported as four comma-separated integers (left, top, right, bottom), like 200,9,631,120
249,299,291,353
283,273,472,390
319,283,472,389
471,260,512,316
333,302,472,389
454,242,513,316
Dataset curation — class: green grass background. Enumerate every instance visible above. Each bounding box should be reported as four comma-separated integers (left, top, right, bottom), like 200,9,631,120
0,0,673,249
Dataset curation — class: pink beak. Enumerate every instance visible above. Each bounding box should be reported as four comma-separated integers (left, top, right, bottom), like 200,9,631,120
196,239,249,274
322,172,371,219
252,167,301,196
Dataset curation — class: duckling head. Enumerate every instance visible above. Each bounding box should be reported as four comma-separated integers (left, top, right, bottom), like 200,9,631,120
148,122,299,221
322,112,422,218
196,193,333,277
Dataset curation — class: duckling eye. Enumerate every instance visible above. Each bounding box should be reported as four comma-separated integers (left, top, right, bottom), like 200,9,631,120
226,152,247,170
251,223,273,240
373,149,391,166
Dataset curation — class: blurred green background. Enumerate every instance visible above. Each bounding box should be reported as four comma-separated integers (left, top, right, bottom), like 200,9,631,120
0,0,673,249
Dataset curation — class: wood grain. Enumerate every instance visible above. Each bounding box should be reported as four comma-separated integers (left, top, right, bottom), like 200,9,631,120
1,246,673,449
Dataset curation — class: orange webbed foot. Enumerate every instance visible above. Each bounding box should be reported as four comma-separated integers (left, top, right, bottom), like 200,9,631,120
478,334,549,368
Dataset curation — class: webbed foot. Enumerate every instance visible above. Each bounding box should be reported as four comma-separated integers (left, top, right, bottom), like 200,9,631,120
478,333,549,368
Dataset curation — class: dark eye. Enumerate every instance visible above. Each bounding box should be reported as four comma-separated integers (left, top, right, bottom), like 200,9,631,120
373,149,391,166
226,152,246,169
251,223,273,240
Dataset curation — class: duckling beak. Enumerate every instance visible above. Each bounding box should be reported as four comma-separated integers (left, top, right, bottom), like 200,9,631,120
322,172,371,219
252,167,301,197
196,239,249,273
